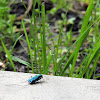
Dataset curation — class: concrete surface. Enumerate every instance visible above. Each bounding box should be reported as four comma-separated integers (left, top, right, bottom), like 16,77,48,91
0,71,100,100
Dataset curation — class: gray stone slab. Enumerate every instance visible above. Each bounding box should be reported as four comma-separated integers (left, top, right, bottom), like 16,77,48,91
0,71,100,100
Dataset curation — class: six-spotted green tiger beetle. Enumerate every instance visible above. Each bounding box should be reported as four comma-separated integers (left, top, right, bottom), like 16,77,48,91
28,74,43,84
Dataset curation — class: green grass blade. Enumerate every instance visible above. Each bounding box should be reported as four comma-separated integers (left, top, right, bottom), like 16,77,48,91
54,26,62,75
33,0,38,73
22,19,34,73
60,0,94,76
43,50,54,74
60,16,100,75
42,3,47,71
11,55,31,68
38,0,42,73
0,39,16,72
75,37,100,78
88,51,100,79
10,35,23,53
79,39,100,78
69,0,94,77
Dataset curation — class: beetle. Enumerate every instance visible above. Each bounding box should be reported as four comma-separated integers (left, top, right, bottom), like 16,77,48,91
28,74,43,84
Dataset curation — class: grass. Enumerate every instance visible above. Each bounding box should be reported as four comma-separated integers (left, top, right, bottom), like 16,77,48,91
69,0,94,77
0,0,100,79
0,38,16,72
41,3,47,72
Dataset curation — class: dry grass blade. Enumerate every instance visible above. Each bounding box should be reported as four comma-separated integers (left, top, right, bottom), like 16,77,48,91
0,62,5,68
15,0,33,20
15,27,30,33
